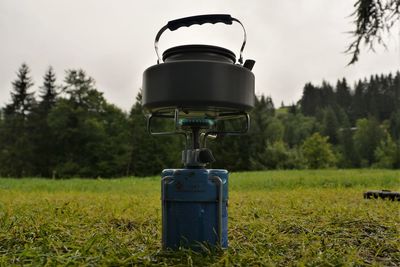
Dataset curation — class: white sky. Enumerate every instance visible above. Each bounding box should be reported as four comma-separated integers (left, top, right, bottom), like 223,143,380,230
0,0,399,111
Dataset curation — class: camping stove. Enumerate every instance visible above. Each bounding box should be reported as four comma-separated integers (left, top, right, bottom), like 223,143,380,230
142,14,255,249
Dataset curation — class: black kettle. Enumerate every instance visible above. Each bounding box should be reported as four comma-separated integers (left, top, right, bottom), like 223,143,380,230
142,14,255,119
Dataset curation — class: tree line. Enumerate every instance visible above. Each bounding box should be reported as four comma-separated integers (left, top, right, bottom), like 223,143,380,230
0,64,398,178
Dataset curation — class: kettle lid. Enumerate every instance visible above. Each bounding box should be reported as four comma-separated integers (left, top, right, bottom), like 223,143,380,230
162,45,236,63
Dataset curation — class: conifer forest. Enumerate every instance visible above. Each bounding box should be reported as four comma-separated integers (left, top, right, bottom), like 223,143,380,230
1,64,399,178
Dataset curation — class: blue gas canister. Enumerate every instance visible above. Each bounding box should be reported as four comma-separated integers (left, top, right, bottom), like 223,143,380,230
161,169,228,249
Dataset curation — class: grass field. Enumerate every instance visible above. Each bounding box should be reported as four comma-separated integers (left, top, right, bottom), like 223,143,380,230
0,170,399,266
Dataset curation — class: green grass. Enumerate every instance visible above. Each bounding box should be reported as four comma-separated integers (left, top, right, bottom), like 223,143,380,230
0,170,399,266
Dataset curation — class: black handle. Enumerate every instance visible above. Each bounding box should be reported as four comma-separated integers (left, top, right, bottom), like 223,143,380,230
155,14,247,64
167,14,233,31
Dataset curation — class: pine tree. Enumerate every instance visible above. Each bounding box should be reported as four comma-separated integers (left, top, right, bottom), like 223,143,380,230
320,81,336,108
0,63,36,177
389,110,400,141
350,80,366,123
127,91,181,176
393,71,400,111
4,63,35,119
47,69,131,177
39,67,57,112
365,75,380,118
288,103,297,115
30,67,58,177
300,83,320,116
335,78,352,113
62,69,104,111
322,107,339,145
337,113,359,168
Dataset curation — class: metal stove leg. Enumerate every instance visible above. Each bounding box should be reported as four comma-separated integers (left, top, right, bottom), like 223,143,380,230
210,175,223,246
161,176,173,249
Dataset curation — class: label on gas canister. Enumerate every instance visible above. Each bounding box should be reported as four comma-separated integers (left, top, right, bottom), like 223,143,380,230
174,180,205,192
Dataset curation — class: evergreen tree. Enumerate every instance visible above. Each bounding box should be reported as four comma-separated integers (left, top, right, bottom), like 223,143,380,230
337,112,359,168
335,78,352,113
288,103,297,115
393,71,400,111
264,96,275,116
0,63,36,177
4,63,35,119
127,91,181,176
322,107,339,144
320,81,336,108
39,67,57,112
247,95,276,168
365,75,380,118
48,69,130,177
378,73,395,120
30,67,58,177
350,80,366,122
62,69,104,111
389,110,400,141
300,83,320,116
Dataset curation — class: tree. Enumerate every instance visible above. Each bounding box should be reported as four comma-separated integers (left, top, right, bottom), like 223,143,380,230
288,103,298,115
322,107,339,144
300,83,320,116
282,113,318,147
350,80,367,122
320,81,336,108
301,133,337,169
4,63,35,119
127,91,181,176
337,113,359,168
353,117,385,166
258,141,303,169
389,109,400,140
388,110,400,168
244,96,279,169
347,0,400,64
62,69,105,111
48,69,131,177
335,78,352,113
30,67,58,177
96,103,131,177
394,71,400,110
39,67,58,112
373,131,399,168
0,63,36,177
365,75,380,118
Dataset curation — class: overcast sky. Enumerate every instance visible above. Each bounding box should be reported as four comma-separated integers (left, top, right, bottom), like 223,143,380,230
0,0,399,111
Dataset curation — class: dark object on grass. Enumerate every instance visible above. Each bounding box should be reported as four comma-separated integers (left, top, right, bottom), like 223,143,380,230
363,190,400,201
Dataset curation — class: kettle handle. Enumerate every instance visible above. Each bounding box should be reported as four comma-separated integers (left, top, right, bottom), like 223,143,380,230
154,14,247,64
167,14,233,31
